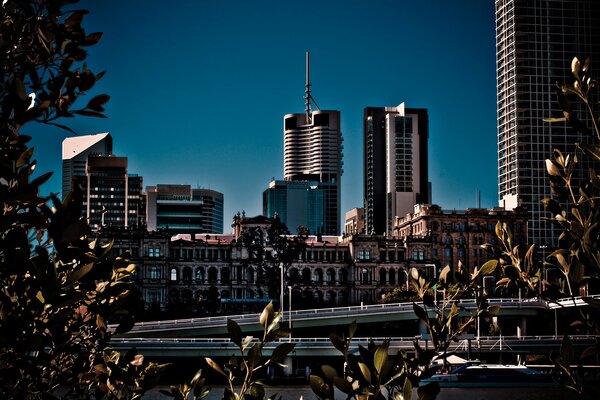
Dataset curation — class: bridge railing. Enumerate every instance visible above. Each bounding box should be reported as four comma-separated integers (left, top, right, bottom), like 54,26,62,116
118,295,600,333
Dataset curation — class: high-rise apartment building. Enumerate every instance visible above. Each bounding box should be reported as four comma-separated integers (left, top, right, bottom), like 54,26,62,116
146,184,224,234
62,132,112,198
83,155,144,229
496,0,600,247
364,103,430,235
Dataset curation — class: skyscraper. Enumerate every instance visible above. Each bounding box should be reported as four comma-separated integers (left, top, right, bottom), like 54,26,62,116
495,0,600,246
364,103,430,235
62,132,112,198
266,52,343,235
146,184,224,234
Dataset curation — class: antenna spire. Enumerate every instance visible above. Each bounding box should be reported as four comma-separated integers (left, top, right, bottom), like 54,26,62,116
304,51,312,118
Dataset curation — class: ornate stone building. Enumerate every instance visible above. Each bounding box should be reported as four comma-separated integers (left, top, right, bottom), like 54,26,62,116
393,204,529,272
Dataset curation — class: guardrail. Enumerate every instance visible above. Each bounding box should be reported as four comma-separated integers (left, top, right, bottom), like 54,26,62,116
111,295,600,333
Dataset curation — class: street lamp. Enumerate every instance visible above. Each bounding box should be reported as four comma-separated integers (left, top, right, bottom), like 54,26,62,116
288,285,292,334
539,245,548,295
279,263,284,315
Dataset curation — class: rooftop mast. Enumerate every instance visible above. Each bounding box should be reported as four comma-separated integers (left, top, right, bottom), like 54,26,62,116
304,51,312,120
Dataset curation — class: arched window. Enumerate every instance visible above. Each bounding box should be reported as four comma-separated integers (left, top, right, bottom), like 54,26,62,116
302,268,311,283
289,267,299,282
445,236,452,245
389,269,396,284
221,267,230,284
326,290,337,305
247,267,255,284
458,236,466,245
326,268,335,284
361,268,370,284
195,267,205,282
208,267,217,284
183,267,192,282
339,268,348,284
314,268,323,283
315,290,324,304
379,269,387,284
170,268,178,282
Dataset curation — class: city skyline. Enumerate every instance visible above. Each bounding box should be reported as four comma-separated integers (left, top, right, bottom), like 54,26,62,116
29,0,498,231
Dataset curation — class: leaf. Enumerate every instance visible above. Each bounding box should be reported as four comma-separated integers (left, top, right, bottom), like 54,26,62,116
560,335,574,367
348,320,357,340
310,375,333,400
83,32,103,46
86,94,110,111
16,147,34,168
358,362,371,384
321,365,337,381
487,305,501,316
413,303,428,323
478,259,498,277
546,159,562,177
68,262,95,283
374,340,389,375
438,266,450,282
204,357,227,377
270,342,295,362
259,302,274,328
544,117,568,123
227,319,243,347
402,376,413,400
247,342,262,368
333,376,354,395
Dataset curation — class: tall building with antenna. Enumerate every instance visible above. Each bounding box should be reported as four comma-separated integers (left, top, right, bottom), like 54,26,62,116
495,0,600,247
264,52,343,235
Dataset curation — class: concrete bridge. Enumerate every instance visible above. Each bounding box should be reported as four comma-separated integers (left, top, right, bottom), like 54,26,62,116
110,334,598,358
115,297,554,338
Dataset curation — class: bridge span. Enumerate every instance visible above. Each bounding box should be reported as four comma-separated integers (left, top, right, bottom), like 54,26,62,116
116,297,553,338
110,335,598,358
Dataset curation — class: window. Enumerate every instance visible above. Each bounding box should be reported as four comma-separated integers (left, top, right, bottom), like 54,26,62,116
445,248,451,257
148,246,161,257
148,265,160,280
170,268,178,282
412,249,425,261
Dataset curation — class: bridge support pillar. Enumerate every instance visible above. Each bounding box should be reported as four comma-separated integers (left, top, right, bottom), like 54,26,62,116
517,316,526,337
283,356,293,376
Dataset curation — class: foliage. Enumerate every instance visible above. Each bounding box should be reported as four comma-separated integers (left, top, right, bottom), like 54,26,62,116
242,215,305,304
541,56,600,395
0,1,166,398
178,302,294,400
311,264,499,400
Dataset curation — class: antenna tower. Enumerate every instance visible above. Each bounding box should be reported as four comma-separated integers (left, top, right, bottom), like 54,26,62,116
304,51,320,122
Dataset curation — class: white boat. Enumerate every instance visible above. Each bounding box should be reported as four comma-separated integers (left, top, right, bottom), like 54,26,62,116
421,363,556,388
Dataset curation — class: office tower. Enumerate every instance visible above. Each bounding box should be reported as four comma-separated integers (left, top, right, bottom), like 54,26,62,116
62,132,112,198
364,103,430,235
263,179,329,235
344,207,365,236
281,52,343,235
83,155,144,229
495,0,600,247
146,184,224,234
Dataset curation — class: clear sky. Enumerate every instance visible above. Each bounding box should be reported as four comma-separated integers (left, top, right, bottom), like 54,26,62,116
30,0,498,232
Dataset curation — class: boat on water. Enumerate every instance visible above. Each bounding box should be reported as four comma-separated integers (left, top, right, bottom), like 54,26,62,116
422,363,557,388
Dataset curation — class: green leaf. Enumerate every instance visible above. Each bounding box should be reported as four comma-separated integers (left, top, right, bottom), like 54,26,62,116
487,305,501,316
478,259,498,277
68,262,95,284
321,365,337,381
270,342,295,362
560,335,574,367
86,94,110,111
83,32,103,46
348,320,357,340
16,147,34,168
227,319,243,347
545,159,562,177
310,375,333,400
358,362,371,384
374,340,389,375
438,266,450,282
402,376,413,400
333,376,354,395
416,381,440,400
413,303,428,323
259,302,274,328
204,357,227,377
247,342,262,368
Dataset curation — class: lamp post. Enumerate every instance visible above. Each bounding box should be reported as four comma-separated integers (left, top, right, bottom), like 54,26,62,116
288,285,292,333
279,263,284,315
539,245,548,295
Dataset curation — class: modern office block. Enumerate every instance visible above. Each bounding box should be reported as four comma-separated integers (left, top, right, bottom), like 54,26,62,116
364,103,429,235
62,132,112,198
495,0,600,246
146,184,224,234
263,179,335,235
83,155,144,229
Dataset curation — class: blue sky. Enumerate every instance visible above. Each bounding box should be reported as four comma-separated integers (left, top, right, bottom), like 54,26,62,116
30,0,498,231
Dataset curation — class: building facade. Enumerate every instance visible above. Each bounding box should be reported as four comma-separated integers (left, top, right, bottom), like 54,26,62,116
146,184,224,234
100,216,445,315
495,0,600,247
263,179,332,235
283,110,343,235
82,155,144,229
344,207,365,236
364,104,429,236
62,132,112,198
394,204,528,272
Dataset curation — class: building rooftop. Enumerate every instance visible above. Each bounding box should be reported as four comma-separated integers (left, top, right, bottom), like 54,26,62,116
62,132,110,160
